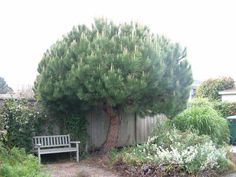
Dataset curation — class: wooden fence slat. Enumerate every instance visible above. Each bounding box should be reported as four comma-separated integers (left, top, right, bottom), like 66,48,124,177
86,111,164,148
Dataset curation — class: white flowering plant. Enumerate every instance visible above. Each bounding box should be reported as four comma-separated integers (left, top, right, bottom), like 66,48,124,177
119,128,232,175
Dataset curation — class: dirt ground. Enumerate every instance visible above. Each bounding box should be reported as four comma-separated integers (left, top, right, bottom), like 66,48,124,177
44,155,120,177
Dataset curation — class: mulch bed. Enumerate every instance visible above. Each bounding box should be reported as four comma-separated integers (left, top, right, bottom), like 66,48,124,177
113,159,220,177
114,159,186,177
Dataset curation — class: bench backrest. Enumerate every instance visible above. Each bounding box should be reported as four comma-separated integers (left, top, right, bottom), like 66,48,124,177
33,134,71,148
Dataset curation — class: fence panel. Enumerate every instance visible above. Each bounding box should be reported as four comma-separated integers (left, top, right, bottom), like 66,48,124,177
86,110,164,148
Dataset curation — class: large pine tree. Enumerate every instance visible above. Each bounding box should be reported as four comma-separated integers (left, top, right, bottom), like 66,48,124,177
35,19,193,152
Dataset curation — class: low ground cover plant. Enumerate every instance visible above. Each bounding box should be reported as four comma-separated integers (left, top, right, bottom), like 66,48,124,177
0,142,49,177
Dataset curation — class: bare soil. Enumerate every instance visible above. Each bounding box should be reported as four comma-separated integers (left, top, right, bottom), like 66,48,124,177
44,155,120,177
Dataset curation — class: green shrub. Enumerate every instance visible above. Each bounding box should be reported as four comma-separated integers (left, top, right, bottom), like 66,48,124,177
173,106,229,145
188,98,213,108
0,142,49,177
0,99,46,151
1,99,88,153
152,118,213,148
196,77,234,101
213,101,236,118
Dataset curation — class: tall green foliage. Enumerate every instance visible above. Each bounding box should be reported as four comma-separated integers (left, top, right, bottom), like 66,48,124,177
196,77,234,101
34,19,193,150
35,18,192,116
173,106,229,145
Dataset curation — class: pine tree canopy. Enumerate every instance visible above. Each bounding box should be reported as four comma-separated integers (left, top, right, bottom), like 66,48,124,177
35,18,193,117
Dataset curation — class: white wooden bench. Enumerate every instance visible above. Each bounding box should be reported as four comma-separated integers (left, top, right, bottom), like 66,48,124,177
32,134,80,163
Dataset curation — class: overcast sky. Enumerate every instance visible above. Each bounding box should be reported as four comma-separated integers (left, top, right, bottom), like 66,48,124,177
0,0,236,90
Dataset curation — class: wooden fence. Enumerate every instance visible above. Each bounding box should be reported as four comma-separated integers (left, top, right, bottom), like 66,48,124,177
87,107,165,148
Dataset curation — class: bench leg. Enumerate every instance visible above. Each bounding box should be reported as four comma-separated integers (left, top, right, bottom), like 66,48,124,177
38,153,41,164
69,152,72,160
37,147,41,164
76,143,79,162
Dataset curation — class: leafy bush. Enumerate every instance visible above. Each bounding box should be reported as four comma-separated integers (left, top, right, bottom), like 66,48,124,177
152,120,213,149
188,98,213,108
1,99,88,153
0,142,49,177
112,128,233,176
173,106,229,145
213,101,236,118
188,97,236,117
62,115,88,149
196,77,234,101
0,99,46,151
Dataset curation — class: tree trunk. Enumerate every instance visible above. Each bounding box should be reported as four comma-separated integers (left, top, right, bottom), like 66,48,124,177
101,101,121,153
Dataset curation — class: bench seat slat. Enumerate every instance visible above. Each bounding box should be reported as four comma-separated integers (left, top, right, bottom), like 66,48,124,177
33,147,77,155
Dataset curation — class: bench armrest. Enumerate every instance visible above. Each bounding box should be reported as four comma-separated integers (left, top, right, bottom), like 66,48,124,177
35,144,41,148
70,141,80,144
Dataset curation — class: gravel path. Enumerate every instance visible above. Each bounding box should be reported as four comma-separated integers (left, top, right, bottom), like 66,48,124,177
44,161,120,177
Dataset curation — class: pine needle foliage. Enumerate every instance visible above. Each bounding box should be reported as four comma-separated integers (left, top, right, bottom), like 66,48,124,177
34,18,193,117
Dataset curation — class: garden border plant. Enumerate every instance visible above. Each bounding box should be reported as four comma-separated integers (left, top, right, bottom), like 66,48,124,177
0,142,49,177
173,103,229,145
0,99,47,151
109,119,234,177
